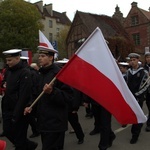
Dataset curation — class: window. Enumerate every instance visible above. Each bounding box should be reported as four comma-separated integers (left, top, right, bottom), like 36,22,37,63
56,28,59,37
131,16,139,26
49,33,53,42
132,33,140,45
49,20,53,28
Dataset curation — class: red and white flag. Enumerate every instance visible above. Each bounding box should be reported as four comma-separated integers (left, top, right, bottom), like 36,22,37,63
56,27,147,124
38,30,58,53
21,50,32,65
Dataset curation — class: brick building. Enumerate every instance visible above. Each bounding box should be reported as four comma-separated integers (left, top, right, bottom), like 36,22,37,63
123,2,150,56
111,1,150,60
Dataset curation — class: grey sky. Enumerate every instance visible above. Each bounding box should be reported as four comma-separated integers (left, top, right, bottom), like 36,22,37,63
28,0,150,21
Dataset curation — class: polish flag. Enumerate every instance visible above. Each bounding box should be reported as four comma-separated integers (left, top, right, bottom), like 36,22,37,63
56,27,147,124
38,30,58,53
21,50,32,65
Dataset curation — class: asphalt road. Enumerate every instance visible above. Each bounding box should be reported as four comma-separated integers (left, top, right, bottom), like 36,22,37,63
0,102,150,150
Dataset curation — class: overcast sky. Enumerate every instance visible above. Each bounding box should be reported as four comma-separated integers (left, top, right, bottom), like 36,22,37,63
27,0,150,21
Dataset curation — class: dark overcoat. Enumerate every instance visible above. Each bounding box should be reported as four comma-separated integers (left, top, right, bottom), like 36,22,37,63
37,63,73,132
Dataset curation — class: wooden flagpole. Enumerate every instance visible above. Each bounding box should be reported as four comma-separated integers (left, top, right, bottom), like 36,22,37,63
29,77,56,109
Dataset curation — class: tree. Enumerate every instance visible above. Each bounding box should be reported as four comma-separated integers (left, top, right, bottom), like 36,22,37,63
56,26,70,59
0,0,43,55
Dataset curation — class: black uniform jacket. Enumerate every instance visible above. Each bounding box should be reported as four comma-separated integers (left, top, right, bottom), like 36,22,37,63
144,64,150,94
37,63,73,133
126,67,149,99
2,61,32,122
67,89,82,113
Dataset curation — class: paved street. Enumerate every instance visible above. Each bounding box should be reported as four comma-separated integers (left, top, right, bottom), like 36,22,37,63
0,102,150,150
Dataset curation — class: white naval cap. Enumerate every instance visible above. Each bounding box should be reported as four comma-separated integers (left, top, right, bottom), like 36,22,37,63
3,49,22,57
20,56,29,60
118,62,129,66
126,57,130,60
56,58,69,64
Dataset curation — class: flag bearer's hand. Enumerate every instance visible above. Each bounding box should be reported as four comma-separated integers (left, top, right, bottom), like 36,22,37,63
24,107,32,115
43,83,53,94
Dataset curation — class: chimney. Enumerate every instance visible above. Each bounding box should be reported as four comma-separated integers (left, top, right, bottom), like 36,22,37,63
35,1,43,13
45,4,53,16
131,2,137,8
63,12,67,16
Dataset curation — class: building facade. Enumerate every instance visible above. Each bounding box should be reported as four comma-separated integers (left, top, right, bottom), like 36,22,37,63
34,1,71,48
34,1,150,60
123,2,150,55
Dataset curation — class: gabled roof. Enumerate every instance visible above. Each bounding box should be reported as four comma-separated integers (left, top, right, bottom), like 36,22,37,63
76,11,130,40
53,11,71,25
34,2,71,26
139,8,150,20
42,7,71,25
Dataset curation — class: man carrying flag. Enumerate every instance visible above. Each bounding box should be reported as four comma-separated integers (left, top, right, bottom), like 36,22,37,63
24,30,73,150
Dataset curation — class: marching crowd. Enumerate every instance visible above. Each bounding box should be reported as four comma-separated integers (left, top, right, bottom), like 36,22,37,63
0,34,150,150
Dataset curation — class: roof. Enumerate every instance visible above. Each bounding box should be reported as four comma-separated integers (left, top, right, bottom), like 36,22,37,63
67,11,134,59
53,11,71,25
139,8,150,20
40,7,71,25
34,1,71,25
75,11,130,40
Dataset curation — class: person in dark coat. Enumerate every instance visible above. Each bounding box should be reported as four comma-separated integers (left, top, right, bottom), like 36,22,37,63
143,52,150,131
84,103,93,118
118,62,129,127
20,56,40,138
83,94,100,135
24,48,73,150
83,95,116,150
67,89,84,144
126,53,149,144
2,49,37,150
54,60,85,143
